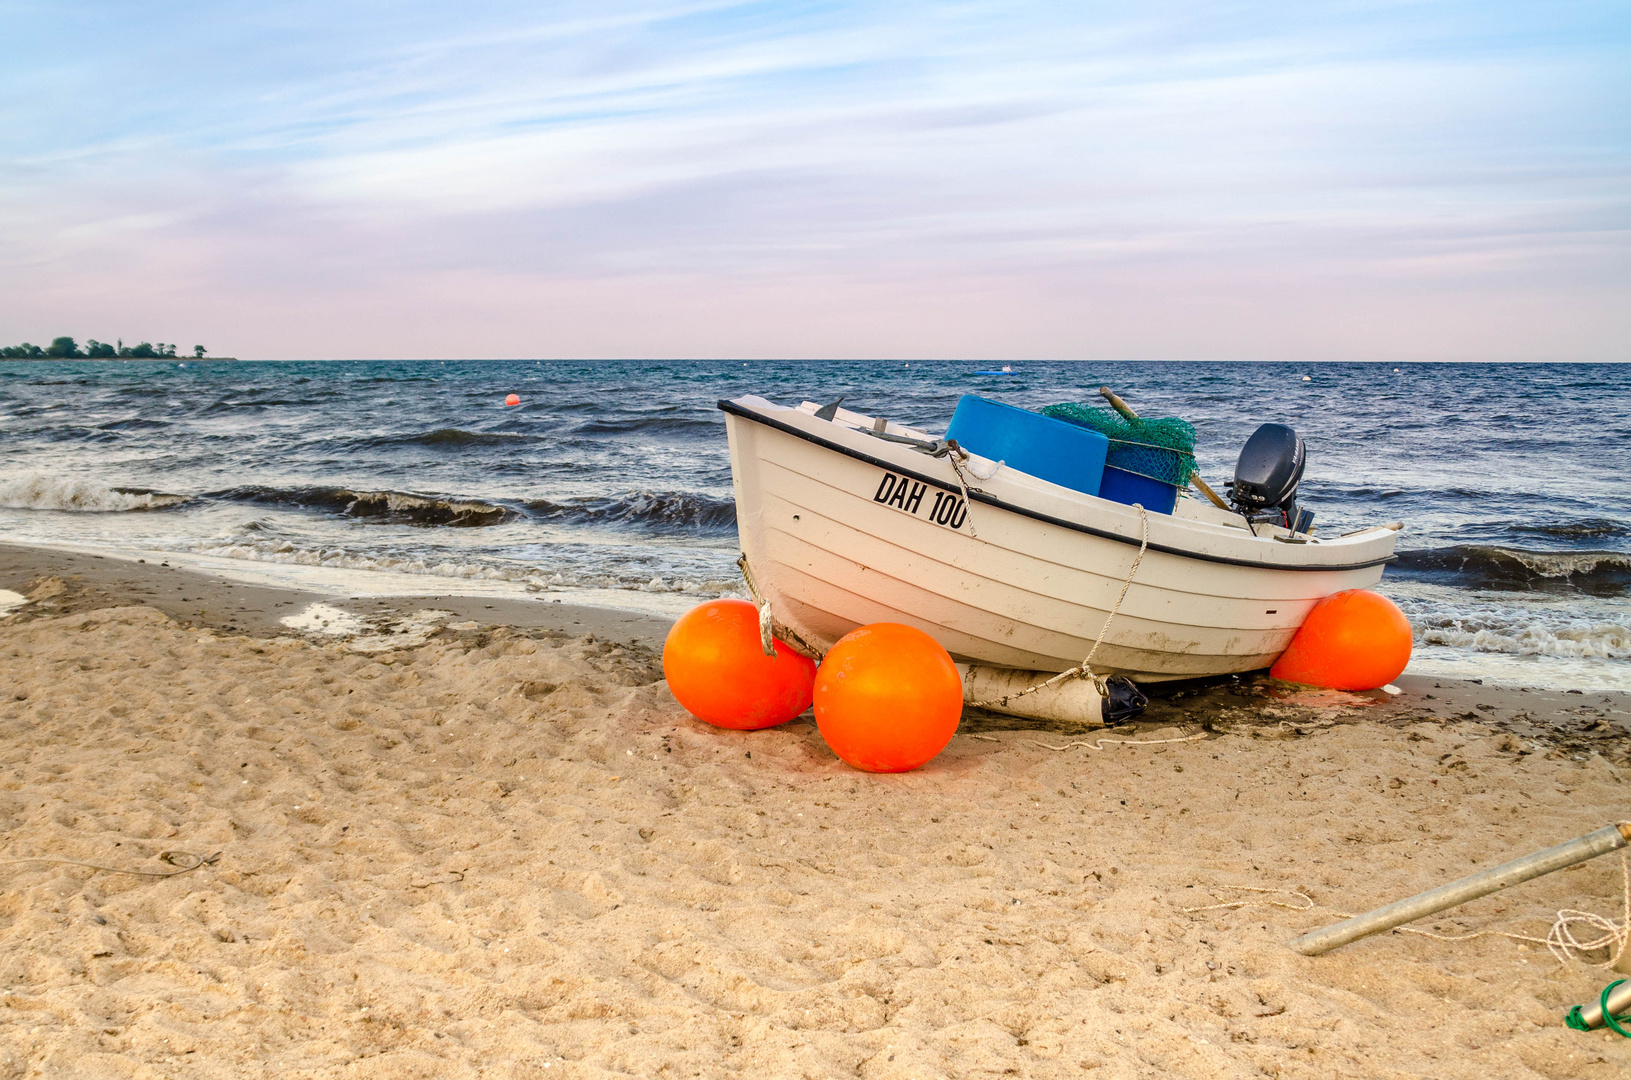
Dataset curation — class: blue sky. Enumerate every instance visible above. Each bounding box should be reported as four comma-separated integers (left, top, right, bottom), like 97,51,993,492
2,1,1626,359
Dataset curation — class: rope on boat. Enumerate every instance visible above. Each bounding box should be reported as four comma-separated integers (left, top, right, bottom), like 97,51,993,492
966,503,1149,713
943,450,981,538
858,428,998,536
737,490,1152,717
736,554,824,661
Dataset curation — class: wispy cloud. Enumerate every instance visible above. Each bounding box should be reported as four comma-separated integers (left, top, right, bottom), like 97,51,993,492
1,1,1626,358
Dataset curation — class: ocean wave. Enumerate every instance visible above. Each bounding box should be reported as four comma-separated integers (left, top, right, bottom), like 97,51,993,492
1392,545,1630,596
355,428,532,449
523,491,737,532
0,474,188,512
96,418,170,431
185,539,740,596
1412,614,1631,661
574,416,720,437
1507,518,1629,540
213,486,515,527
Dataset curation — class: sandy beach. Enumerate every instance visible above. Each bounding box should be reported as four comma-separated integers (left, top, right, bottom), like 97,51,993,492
2,545,1629,1079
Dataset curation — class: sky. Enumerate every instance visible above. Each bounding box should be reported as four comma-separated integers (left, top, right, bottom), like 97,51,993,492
2,1,1627,361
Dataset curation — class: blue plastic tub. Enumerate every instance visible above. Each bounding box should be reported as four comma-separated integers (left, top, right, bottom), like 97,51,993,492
1099,465,1178,515
945,395,1108,496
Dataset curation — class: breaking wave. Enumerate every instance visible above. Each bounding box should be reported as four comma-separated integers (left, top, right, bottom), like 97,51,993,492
206,486,732,532
523,491,737,533
1392,545,1630,596
0,474,188,512
1412,613,1631,661
185,538,740,596
213,486,515,527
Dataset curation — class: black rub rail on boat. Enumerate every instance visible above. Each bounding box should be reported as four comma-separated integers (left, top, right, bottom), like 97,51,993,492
717,398,1395,574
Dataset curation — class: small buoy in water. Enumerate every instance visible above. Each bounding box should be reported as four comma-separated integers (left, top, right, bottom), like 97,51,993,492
662,600,815,729
813,623,962,772
504,393,520,406
1271,589,1412,691
1301,375,1311,381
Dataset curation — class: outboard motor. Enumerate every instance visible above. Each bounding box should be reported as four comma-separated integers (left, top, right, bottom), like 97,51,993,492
1231,423,1311,532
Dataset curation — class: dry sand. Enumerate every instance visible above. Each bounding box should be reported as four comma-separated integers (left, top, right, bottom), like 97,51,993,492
1,556,1629,1078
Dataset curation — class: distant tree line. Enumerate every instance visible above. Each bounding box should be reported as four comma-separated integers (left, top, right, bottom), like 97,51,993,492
0,336,207,359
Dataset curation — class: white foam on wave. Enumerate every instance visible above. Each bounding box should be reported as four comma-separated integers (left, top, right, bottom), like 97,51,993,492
1419,620,1630,660
1387,581,1631,689
185,538,737,597
0,474,185,512
1505,549,1630,578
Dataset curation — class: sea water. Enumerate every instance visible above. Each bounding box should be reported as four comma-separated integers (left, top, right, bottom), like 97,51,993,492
2,359,1626,691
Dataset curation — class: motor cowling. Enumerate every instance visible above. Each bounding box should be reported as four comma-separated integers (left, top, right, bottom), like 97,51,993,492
1232,423,1305,514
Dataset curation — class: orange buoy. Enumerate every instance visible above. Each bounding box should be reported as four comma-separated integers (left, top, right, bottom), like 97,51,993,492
662,599,816,730
1270,589,1413,691
813,623,962,772
505,393,520,406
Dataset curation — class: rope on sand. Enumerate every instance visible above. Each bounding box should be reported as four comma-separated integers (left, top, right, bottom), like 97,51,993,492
1030,731,1207,752
1,850,220,879
1184,886,1315,914
1186,853,1631,968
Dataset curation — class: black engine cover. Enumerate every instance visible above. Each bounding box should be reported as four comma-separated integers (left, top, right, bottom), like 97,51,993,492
1232,423,1305,511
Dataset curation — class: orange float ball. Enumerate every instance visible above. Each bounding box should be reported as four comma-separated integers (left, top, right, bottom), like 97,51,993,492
1270,589,1413,691
505,393,521,406
813,623,963,773
662,599,816,730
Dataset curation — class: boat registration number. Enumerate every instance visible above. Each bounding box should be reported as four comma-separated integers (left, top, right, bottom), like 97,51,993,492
872,472,968,531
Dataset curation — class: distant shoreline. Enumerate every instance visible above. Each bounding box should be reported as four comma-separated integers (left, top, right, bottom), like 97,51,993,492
0,363,238,368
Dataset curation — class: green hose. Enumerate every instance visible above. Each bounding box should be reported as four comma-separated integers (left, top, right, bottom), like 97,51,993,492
1567,979,1631,1036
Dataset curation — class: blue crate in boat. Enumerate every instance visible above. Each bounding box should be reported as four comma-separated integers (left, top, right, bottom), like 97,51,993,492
945,395,1108,496
1099,465,1179,515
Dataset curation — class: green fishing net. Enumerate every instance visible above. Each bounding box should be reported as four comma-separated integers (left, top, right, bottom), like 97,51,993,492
1040,403,1197,486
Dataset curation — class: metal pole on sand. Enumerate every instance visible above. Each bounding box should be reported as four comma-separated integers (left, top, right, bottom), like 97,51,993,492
1288,822,1631,957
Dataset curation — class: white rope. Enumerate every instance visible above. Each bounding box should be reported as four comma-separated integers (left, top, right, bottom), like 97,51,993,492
967,504,1149,712
1544,853,1630,967
1031,731,1206,752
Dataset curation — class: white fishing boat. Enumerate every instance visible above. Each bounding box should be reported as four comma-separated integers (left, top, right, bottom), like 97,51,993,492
719,394,1399,687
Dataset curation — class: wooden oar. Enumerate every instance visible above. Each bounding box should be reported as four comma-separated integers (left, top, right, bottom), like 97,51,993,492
1099,386,1231,511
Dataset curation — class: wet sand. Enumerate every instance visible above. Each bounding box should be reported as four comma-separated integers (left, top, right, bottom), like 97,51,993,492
2,545,1629,1078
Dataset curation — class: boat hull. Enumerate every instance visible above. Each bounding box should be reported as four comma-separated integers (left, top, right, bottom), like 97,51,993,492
723,396,1395,682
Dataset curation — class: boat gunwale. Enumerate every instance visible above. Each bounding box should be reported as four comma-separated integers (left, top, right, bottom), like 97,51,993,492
720,396,1396,574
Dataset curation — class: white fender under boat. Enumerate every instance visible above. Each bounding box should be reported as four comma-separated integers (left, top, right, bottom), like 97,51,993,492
719,394,1400,716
